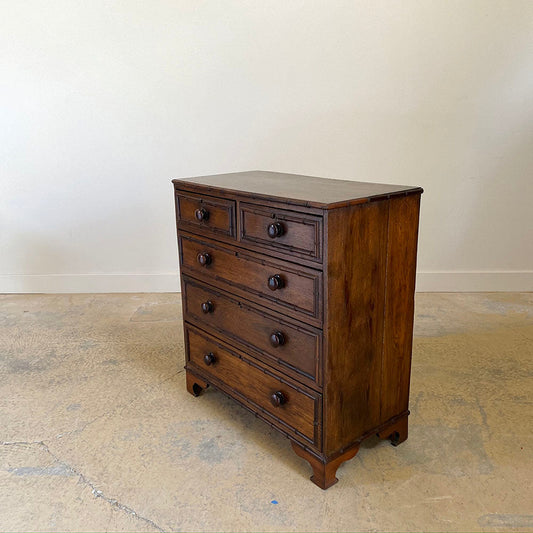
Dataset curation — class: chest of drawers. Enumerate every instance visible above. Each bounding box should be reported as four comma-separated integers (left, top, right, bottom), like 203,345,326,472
173,171,422,489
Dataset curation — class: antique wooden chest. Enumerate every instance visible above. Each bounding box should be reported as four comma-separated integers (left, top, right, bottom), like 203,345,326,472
173,170,422,489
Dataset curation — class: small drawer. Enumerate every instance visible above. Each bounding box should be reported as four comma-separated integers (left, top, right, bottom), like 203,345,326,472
240,203,323,262
183,278,321,386
185,325,321,447
178,234,322,325
176,191,236,238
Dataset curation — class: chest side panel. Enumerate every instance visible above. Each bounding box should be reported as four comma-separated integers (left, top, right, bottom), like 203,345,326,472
380,193,421,422
323,201,389,456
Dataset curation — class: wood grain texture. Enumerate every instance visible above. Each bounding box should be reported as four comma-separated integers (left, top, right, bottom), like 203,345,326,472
173,173,422,488
380,194,421,423
182,277,321,387
323,201,389,455
173,170,422,209
185,325,321,447
291,441,359,490
178,232,323,325
240,202,323,262
176,191,236,238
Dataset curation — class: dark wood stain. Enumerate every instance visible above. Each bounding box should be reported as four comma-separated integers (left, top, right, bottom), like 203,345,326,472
323,200,388,455
174,170,422,489
380,194,421,423
175,190,236,238
173,170,422,209
240,202,323,262
182,276,322,388
178,232,323,325
186,325,321,447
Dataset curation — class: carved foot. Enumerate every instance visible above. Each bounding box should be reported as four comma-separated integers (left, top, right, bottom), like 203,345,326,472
186,371,208,397
377,414,408,446
291,441,359,489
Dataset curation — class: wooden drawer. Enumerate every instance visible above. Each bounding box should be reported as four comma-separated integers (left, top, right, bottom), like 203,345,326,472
240,203,323,262
179,233,322,325
176,191,236,238
183,277,321,387
185,325,321,447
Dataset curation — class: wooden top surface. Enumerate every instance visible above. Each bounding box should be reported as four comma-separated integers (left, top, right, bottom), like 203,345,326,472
173,171,422,209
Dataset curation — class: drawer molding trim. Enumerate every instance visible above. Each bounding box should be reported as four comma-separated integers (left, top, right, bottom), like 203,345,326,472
176,191,236,238
187,364,322,448
185,325,322,448
240,203,323,262
174,172,422,489
179,233,323,325
182,276,322,387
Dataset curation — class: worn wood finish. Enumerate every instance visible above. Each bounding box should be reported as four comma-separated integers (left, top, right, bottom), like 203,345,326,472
175,191,236,238
291,410,409,489
323,201,389,455
178,232,323,325
173,170,422,209
174,192,324,269
182,277,321,387
240,203,323,262
291,441,360,490
377,411,409,446
185,325,321,447
186,370,208,397
380,194,421,422
173,171,422,489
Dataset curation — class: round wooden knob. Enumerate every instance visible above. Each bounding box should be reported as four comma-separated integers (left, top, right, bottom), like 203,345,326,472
267,274,284,291
267,222,284,238
203,352,216,366
195,208,209,221
197,252,212,266
270,391,287,407
201,300,214,314
269,331,285,347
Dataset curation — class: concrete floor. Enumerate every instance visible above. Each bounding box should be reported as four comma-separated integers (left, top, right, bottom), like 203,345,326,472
0,292,532,532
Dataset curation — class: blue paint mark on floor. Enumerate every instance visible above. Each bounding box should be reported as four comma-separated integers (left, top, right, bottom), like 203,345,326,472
271,500,278,504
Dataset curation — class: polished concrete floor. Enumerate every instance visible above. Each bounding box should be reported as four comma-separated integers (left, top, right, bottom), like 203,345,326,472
0,292,532,532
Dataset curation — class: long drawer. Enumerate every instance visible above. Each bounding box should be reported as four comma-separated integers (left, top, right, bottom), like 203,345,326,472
182,277,321,387
178,233,322,325
185,325,321,447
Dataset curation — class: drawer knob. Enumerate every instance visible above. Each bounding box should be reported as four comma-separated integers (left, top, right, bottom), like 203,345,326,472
201,300,214,314
197,252,212,266
270,331,285,347
203,352,216,366
195,208,209,221
267,222,284,238
267,274,284,291
270,391,287,407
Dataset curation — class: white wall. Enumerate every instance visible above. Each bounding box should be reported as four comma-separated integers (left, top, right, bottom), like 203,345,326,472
1,0,532,293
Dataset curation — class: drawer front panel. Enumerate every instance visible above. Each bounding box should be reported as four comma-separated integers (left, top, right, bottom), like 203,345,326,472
176,192,236,238
240,203,323,262
183,278,321,385
179,234,322,324
186,326,320,446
